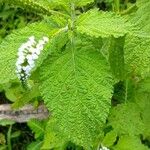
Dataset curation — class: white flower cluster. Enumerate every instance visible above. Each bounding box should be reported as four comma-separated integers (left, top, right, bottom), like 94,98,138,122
100,146,110,150
16,35,49,82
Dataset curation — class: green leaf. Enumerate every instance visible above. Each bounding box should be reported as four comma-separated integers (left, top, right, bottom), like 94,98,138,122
134,77,150,139
108,36,125,80
49,0,94,7
42,118,65,149
76,9,131,38
0,0,55,16
136,0,149,7
102,130,117,147
108,103,144,136
0,119,15,126
27,141,43,150
0,133,6,145
40,38,113,148
124,1,150,77
27,119,47,139
11,82,40,109
113,136,149,150
75,0,94,6
125,35,150,77
11,131,21,139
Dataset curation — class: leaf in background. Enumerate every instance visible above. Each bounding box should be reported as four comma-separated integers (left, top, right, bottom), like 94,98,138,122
40,37,113,148
134,77,150,139
42,118,65,149
27,119,47,139
27,141,43,150
76,9,131,38
125,1,150,77
108,36,125,80
11,131,21,139
0,119,15,126
0,133,6,145
108,103,144,136
113,136,149,150
102,130,117,147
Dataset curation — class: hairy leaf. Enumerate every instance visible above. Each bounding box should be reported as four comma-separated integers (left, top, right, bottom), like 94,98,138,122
40,38,113,148
76,9,131,38
125,1,150,77
1,0,54,16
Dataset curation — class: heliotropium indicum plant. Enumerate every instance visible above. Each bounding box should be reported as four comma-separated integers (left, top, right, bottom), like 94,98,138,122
0,0,150,149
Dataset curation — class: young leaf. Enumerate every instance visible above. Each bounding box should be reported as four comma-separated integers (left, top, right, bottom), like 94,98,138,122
40,38,114,148
76,9,131,38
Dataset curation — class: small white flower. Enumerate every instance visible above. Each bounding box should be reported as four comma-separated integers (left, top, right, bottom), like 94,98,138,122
28,59,34,65
100,146,109,150
36,43,44,51
28,47,36,53
16,35,49,82
26,54,33,61
32,54,38,60
19,44,26,51
43,36,49,42
17,51,24,56
35,48,41,55
38,39,45,45
29,63,35,68
16,58,24,65
29,36,35,42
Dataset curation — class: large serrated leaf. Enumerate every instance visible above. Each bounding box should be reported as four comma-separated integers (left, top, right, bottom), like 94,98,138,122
39,38,113,148
76,9,131,38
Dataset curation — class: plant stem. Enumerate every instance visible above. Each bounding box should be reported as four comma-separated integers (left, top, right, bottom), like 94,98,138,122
114,0,120,13
70,3,76,73
7,125,12,150
125,79,128,103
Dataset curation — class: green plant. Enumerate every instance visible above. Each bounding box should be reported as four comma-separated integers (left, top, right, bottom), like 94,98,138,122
0,0,150,149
